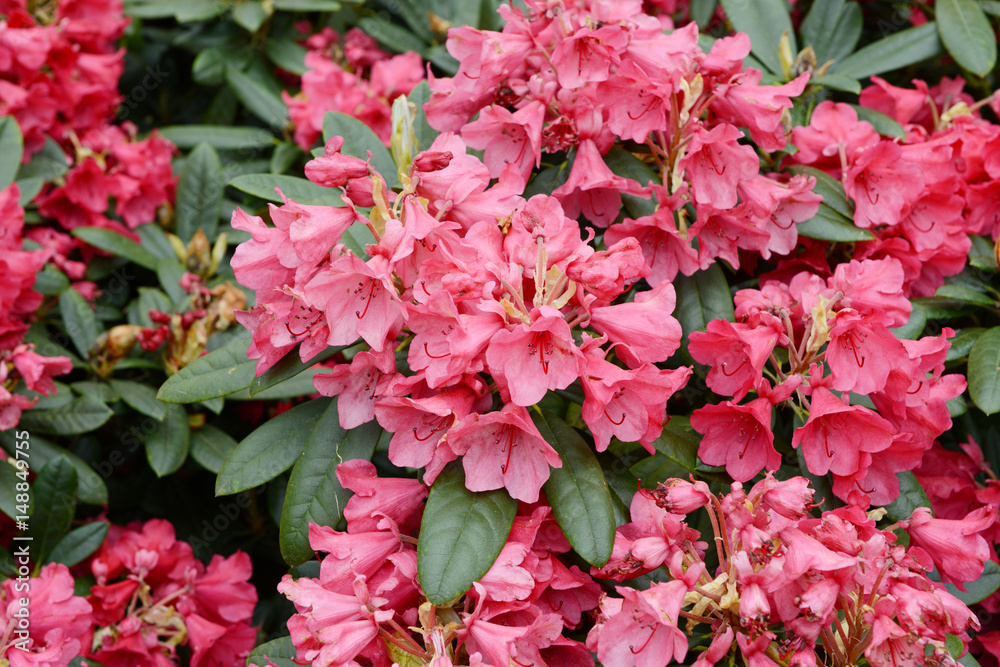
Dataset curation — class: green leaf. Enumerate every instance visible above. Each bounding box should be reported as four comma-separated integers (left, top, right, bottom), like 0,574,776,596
718,0,795,75
960,650,984,667
157,336,255,403
47,522,109,567
71,227,160,271
0,116,24,191
33,267,70,296
0,432,106,506
970,234,998,272
249,346,341,396
834,22,942,79
810,74,861,94
937,0,997,76
156,259,188,303
801,0,862,64
28,456,78,565
406,81,438,152
271,141,302,174
603,147,658,219
0,463,25,520
322,112,400,188
851,105,907,139
273,0,341,8
936,284,996,307
16,138,69,204
18,395,113,436
216,397,332,495
266,39,309,75
228,368,326,401
533,410,615,566
417,462,518,605
159,125,275,150
883,471,931,522
175,142,223,242
891,302,926,340
982,0,1000,17
109,380,168,420
135,223,178,261
279,403,382,565
248,637,297,667
942,560,1000,604
690,0,718,27
193,46,252,85
359,17,428,56
59,287,101,358
190,425,239,474
786,165,854,219
71,381,119,403
0,548,15,578
232,0,270,32
672,263,734,347
969,326,1000,414
228,173,344,206
651,416,701,473
226,66,289,130
947,327,986,362
145,403,191,477
797,204,875,242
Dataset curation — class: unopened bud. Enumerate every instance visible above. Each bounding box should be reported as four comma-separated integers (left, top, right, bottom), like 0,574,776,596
653,478,713,514
413,150,453,173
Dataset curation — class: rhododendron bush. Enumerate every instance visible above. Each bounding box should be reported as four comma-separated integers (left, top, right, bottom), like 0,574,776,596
6,0,1000,666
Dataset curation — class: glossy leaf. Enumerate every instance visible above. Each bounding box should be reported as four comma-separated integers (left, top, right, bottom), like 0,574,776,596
174,142,223,242
18,395,113,436
216,397,332,495
249,346,341,396
229,173,344,205
883,471,932,523
71,227,160,271
145,403,191,477
157,336,255,403
936,0,997,76
47,522,109,567
672,263,734,347
533,410,615,566
190,425,239,474
417,463,518,605
279,402,382,565
109,380,168,421
0,432,106,506
786,165,854,219
322,112,399,188
801,0,862,64
718,0,794,75
247,637,297,667
942,560,1000,604
797,204,875,242
159,125,275,150
59,288,101,358
0,116,24,190
28,457,78,565
969,326,1000,414
226,66,289,129
851,105,907,139
834,22,942,79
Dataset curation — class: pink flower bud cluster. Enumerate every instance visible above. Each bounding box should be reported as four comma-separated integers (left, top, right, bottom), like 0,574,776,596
0,183,73,429
0,0,128,156
283,26,424,150
232,133,691,502
588,474,984,667
0,563,93,666
85,519,258,667
425,0,820,271
790,78,1000,297
277,460,604,667
689,256,965,504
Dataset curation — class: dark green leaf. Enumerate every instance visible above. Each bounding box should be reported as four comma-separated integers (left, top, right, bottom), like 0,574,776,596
672,263,734,347
72,227,160,271
232,0,270,32
936,284,995,307
47,522,109,567
969,326,1000,414
71,381,119,403
359,17,428,55
135,223,178,261
851,105,907,139
322,112,399,188
157,336,255,403
603,147,658,219
266,39,309,75
175,142,223,242
834,22,942,79
690,0,718,27
0,548,15,578
786,165,854,220
156,259,188,303
190,425,239,474
533,410,615,566
947,327,986,362
883,471,931,522
0,116,24,190
247,637,297,667
718,0,794,75
942,560,1000,604
28,456,78,565
18,395,113,436
109,380,168,420
15,138,69,204
145,403,191,477
418,462,518,605
0,463,24,520
801,0,863,64
271,141,302,174
651,416,701,472
810,74,861,94
937,0,997,76
891,302,926,340
969,234,998,272
279,403,382,565
159,125,275,150
798,204,875,242
250,346,341,396
192,46,234,86
273,0,341,8
226,66,289,130
407,81,438,152
228,173,344,206
229,368,325,400
59,287,101,358
216,397,332,495
0,432,106,506
33,267,70,296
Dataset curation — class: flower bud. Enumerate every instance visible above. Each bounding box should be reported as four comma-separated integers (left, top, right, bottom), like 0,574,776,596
652,478,712,514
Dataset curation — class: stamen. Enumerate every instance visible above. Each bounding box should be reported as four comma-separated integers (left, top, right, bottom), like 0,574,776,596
423,343,450,359
604,408,626,425
629,627,658,654
720,357,748,377
355,280,378,319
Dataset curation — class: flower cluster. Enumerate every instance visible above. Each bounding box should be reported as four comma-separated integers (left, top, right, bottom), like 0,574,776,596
284,26,424,150
0,563,93,666
589,474,986,667
277,459,603,667
0,183,73,429
233,132,691,502
426,0,819,275
0,0,128,156
689,256,965,504
85,519,258,667
790,79,1000,297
